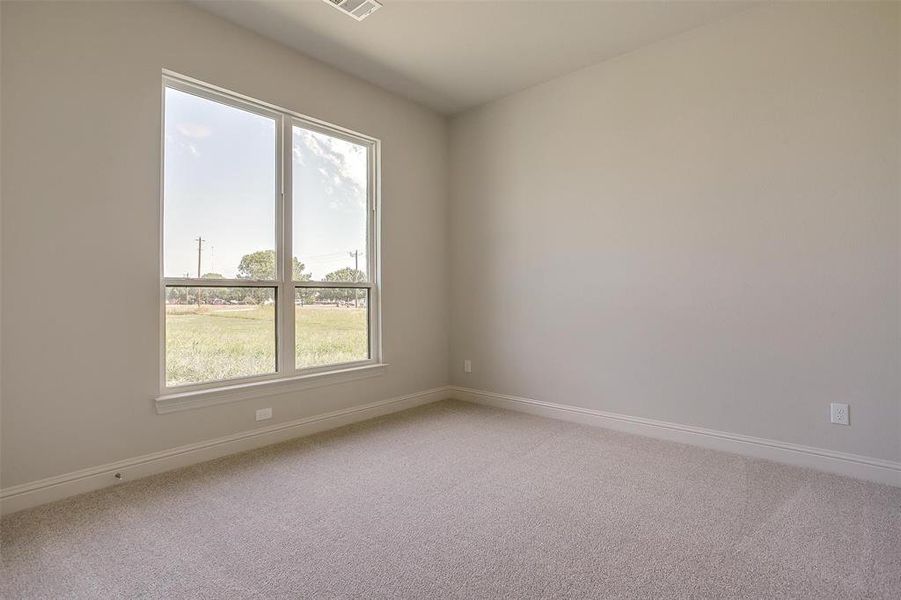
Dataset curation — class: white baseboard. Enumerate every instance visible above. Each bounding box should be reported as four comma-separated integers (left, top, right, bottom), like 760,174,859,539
0,386,451,516
450,386,901,487
6,385,896,516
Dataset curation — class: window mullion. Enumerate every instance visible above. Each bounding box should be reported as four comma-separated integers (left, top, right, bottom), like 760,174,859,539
162,277,277,288
368,141,380,366
293,281,372,289
279,115,295,377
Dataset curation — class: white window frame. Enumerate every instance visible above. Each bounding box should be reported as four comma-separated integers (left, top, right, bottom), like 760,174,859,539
158,71,383,406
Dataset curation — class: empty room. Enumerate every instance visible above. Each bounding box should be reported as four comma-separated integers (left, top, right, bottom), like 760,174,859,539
1,0,899,598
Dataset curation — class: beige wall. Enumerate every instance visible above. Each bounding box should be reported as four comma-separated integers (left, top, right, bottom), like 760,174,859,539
0,1,449,488
449,2,901,461
2,0,899,493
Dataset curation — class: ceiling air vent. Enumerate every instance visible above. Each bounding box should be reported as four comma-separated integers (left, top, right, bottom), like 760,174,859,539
322,0,383,22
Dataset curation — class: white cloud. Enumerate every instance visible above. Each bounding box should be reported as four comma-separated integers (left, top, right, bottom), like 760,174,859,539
176,122,212,139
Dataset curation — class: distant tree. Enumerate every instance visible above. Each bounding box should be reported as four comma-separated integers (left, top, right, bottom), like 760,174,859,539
166,287,189,304
319,268,366,305
237,250,277,280
189,274,226,304
237,250,312,304
237,250,311,281
325,267,366,283
295,286,316,306
294,259,316,305
293,258,312,283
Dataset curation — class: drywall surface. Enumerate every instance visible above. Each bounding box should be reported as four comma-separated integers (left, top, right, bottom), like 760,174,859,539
449,2,901,461
0,1,448,487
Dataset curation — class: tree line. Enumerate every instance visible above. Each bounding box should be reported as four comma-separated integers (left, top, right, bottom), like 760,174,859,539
166,250,367,306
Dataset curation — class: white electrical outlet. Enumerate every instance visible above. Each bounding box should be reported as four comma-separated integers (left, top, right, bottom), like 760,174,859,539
463,359,472,374
830,403,849,425
256,407,272,421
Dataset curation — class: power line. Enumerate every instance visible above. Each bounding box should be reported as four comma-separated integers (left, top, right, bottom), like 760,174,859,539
302,251,350,260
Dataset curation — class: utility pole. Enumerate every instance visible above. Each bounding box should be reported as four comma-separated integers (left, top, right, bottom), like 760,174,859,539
349,250,360,308
195,237,205,307
196,237,205,279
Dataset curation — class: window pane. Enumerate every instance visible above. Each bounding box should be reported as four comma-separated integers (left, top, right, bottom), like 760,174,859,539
164,88,278,280
165,287,276,386
295,288,369,369
293,126,369,282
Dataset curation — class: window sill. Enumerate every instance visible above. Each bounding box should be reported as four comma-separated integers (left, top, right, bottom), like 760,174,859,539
155,363,389,414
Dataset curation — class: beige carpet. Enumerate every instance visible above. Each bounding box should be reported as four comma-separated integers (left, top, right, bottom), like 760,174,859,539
2,400,899,599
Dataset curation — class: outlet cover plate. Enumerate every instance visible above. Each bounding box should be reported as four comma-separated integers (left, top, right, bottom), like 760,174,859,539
830,403,849,425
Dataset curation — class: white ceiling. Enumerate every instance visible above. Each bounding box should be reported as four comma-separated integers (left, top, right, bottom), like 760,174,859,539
192,0,754,115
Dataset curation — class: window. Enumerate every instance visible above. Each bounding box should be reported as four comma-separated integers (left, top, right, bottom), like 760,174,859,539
161,74,380,393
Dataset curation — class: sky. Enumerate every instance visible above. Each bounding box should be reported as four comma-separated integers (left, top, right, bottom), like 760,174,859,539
164,87,368,282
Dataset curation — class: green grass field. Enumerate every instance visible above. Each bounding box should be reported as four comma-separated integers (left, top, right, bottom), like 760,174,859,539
165,304,367,386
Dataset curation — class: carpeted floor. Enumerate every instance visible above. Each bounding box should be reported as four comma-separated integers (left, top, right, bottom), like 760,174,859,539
2,400,900,599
